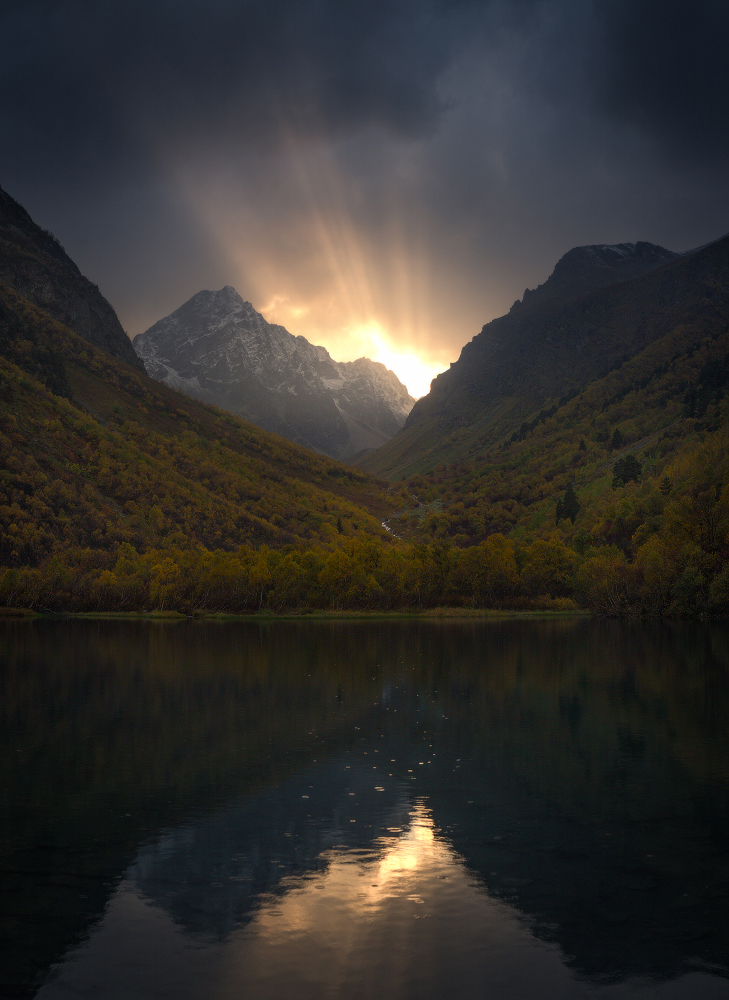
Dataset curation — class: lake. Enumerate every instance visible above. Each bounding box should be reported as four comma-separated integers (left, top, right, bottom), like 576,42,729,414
1,618,727,999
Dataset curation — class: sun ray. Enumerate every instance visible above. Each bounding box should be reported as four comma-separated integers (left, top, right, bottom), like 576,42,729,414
171,133,454,397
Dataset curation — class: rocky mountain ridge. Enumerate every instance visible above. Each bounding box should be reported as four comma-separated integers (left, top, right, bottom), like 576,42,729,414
134,286,415,459
510,241,682,313
0,184,143,370
360,234,728,478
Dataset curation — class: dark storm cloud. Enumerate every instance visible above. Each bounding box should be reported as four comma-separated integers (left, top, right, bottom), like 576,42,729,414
3,0,726,186
1,0,727,369
593,0,729,161
1,0,467,187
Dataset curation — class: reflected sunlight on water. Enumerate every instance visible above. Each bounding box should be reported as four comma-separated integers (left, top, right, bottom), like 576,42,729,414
4,619,726,1000
37,801,727,1000
37,802,569,1000
220,799,571,999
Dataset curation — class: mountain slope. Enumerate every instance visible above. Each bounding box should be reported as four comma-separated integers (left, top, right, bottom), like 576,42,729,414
510,240,681,312
0,185,143,370
372,265,729,612
2,270,728,616
0,283,395,574
360,236,728,479
134,286,415,459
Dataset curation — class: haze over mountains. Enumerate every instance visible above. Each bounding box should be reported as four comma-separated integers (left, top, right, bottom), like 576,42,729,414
134,287,415,460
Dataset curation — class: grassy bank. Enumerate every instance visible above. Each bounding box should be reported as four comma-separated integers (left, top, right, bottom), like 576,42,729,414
0,606,591,622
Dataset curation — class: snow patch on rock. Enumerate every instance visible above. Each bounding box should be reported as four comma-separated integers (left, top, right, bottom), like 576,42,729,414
134,286,415,460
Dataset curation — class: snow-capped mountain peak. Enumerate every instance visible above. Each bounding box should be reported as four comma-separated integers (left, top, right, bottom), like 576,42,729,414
133,288,415,459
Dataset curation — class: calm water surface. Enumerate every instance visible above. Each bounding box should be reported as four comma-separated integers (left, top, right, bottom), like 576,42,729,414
1,618,727,999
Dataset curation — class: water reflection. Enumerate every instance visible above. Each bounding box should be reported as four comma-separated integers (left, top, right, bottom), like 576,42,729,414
35,801,727,1000
34,803,573,1000
0,618,727,998
189,802,571,1000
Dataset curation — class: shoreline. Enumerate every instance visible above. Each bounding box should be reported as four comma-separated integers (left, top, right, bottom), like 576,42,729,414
0,607,591,622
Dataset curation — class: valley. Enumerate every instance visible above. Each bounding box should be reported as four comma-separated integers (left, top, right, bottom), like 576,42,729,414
1,184,727,617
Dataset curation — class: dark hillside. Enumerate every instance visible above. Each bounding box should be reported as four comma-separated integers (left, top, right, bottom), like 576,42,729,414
1,273,727,616
0,185,143,370
374,285,729,614
511,240,680,311
0,284,392,572
361,234,729,479
1,209,727,617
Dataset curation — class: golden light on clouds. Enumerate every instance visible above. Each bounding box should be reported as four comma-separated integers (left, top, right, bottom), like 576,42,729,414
172,135,456,399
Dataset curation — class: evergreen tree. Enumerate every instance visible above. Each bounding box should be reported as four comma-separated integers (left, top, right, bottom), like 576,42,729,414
612,454,642,488
556,482,580,524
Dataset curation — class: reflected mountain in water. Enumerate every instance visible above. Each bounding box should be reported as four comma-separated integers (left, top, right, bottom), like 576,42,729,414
1,619,728,997
128,724,728,985
129,757,414,941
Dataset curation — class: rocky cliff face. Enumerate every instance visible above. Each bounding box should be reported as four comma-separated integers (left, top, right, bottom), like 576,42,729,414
359,234,728,477
405,240,702,433
134,286,415,459
0,185,143,370
510,241,681,312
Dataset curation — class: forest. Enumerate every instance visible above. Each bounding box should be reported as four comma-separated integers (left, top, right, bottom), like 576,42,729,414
1,281,728,617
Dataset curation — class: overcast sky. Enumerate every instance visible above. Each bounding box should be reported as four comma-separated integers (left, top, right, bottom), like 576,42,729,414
2,0,727,395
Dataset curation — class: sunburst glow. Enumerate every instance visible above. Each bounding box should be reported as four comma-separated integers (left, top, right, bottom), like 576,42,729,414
171,137,459,401
346,322,446,399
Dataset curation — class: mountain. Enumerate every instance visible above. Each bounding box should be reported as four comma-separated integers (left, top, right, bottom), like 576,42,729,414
361,232,729,614
133,286,415,460
0,185,143,370
0,278,396,575
360,235,728,479
2,183,727,617
509,240,683,313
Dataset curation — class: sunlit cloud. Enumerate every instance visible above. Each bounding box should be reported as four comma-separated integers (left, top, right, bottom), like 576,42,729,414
259,294,311,322
169,133,457,398
6,0,726,365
